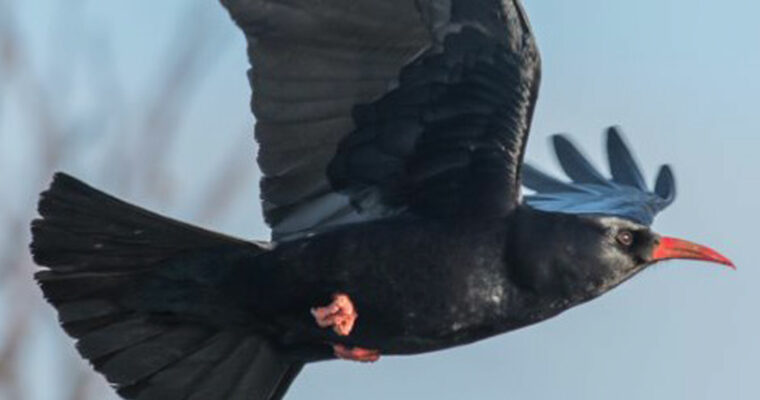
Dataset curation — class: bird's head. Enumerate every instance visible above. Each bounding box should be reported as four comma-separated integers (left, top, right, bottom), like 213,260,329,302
518,127,734,301
510,209,734,301
575,215,733,296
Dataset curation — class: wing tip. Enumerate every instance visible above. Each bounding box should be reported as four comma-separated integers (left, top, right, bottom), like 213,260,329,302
550,132,609,185
550,133,572,148
605,126,648,189
526,126,678,224
655,164,676,203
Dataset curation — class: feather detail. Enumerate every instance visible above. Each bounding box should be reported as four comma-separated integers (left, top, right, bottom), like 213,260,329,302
522,127,675,226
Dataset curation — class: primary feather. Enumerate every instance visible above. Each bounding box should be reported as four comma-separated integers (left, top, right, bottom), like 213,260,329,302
221,0,541,240
31,174,300,400
522,127,676,226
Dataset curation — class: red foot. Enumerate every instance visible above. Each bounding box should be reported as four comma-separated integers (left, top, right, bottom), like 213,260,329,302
333,344,381,363
311,293,357,336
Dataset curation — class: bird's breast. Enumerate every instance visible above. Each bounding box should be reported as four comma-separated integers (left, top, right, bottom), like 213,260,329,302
273,217,520,354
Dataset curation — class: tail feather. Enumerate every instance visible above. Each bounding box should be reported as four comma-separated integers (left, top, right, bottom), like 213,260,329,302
31,172,254,271
30,173,303,400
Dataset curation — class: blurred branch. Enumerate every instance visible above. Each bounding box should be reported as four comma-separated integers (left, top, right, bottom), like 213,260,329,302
196,135,255,222
0,2,246,400
138,4,231,200
0,3,65,180
0,0,18,118
65,369,93,400
0,217,25,282
0,273,36,400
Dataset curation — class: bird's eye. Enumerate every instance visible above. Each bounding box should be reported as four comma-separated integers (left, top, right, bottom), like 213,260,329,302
616,230,634,247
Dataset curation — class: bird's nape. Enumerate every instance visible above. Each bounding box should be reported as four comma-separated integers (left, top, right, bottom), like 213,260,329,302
651,236,735,269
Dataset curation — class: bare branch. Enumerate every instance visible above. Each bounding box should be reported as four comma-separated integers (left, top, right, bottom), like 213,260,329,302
196,135,256,222
137,4,232,199
0,2,245,399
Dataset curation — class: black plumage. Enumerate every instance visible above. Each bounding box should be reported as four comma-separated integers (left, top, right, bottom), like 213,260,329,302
32,175,301,399
30,1,733,399
523,127,676,225
328,26,539,219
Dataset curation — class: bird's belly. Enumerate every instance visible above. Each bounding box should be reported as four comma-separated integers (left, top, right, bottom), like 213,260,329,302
346,256,512,354
266,217,513,354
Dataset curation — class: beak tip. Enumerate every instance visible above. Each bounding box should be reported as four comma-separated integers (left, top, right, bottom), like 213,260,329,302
653,236,735,271
711,253,735,270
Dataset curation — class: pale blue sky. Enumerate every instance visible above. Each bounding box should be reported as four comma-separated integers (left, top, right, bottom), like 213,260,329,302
3,1,759,399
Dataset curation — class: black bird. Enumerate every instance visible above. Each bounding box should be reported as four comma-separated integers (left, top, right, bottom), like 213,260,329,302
30,1,733,399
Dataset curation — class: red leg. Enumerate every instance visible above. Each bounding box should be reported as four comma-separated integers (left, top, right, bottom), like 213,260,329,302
333,344,381,363
310,293,381,362
310,293,357,336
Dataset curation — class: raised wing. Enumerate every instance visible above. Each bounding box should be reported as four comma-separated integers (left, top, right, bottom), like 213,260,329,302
522,127,676,226
221,0,541,240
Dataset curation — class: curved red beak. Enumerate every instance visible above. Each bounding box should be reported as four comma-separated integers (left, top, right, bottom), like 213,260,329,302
652,236,735,269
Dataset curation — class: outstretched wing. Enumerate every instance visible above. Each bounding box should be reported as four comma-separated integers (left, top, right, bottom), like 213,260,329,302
522,127,676,226
221,0,541,240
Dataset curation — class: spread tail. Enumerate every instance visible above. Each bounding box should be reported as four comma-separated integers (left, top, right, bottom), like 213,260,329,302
30,173,302,400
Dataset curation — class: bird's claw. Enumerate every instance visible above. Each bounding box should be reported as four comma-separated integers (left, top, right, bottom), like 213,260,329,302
311,293,357,336
333,344,380,363
311,294,379,362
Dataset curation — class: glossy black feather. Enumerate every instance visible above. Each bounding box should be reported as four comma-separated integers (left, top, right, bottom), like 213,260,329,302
28,1,695,399
521,164,585,194
552,135,610,186
77,317,165,360
182,337,265,400
129,332,243,400
31,173,302,400
328,21,540,218
96,326,215,387
223,0,540,239
606,127,647,189
654,165,676,202
222,0,433,238
522,128,675,226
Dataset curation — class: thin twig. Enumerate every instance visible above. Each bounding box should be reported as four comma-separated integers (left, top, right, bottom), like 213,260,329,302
1,3,242,399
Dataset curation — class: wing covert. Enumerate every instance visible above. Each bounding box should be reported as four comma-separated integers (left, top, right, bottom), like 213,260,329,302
328,23,540,219
222,0,541,240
